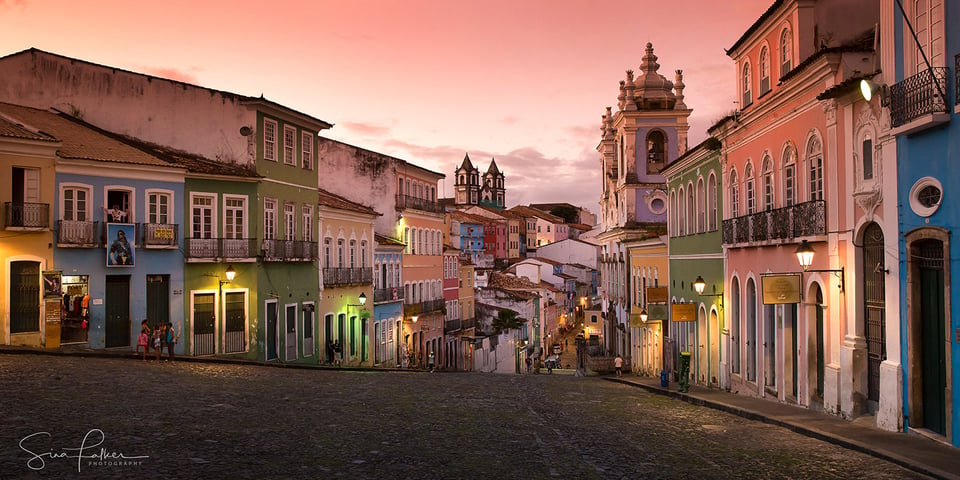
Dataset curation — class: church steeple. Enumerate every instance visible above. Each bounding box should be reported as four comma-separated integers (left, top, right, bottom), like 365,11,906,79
455,154,505,209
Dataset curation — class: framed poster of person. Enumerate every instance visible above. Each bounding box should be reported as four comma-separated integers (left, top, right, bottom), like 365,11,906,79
42,270,62,298
106,223,135,267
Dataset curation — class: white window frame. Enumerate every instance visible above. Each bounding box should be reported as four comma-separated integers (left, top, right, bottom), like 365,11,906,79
742,62,752,107
145,189,174,225
283,125,297,165
60,183,93,222
190,192,217,239
780,27,792,77
301,131,313,170
263,118,278,162
223,194,248,239
103,185,135,223
284,202,296,241
263,198,277,240
759,46,770,95
302,204,313,242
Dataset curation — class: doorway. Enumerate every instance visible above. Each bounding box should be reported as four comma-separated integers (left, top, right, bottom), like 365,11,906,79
193,293,215,355
146,275,169,326
862,222,886,409
104,275,130,347
266,301,278,361
285,304,297,361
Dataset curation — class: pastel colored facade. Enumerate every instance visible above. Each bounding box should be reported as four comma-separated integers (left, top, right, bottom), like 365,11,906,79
663,139,724,386
624,237,668,375
712,0,885,426
454,154,505,210
458,260,476,370
318,188,378,367
534,238,599,271
373,233,404,367
596,43,688,359
442,246,460,369
884,0,958,444
0,113,57,348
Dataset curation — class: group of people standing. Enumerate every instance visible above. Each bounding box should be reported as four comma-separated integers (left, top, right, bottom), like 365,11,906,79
326,340,342,366
138,320,177,361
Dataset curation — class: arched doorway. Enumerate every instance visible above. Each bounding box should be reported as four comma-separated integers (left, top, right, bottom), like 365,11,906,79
908,235,947,436
710,309,720,386
731,277,741,374
862,222,886,410
746,279,757,383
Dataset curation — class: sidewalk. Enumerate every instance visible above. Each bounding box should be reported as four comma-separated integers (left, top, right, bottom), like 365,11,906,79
607,375,959,480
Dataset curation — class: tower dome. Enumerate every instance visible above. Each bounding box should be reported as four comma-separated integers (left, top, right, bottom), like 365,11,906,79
634,43,676,110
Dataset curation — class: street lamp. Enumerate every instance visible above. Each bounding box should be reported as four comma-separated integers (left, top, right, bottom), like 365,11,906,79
639,309,648,323
795,240,845,292
693,275,723,307
205,264,237,299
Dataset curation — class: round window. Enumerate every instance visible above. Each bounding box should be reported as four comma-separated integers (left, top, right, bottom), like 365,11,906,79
648,195,667,215
909,177,943,217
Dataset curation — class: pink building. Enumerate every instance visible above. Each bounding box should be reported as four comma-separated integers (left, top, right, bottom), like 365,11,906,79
711,0,879,422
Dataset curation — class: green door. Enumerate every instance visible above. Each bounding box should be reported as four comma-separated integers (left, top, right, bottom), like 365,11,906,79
816,286,825,399
146,275,169,325
919,240,946,435
104,275,130,347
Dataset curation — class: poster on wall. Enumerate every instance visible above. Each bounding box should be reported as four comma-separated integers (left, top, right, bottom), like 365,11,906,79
42,270,62,298
761,274,801,304
106,223,135,267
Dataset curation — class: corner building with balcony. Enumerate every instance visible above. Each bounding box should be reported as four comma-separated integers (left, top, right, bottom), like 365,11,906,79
710,0,900,430
0,49,332,362
881,0,959,445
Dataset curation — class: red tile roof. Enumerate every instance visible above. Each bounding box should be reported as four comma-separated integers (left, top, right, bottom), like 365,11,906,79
318,187,381,216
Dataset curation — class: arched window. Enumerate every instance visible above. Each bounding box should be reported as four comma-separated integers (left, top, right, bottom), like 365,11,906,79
678,186,686,236
349,239,356,267
742,62,752,106
337,238,345,267
862,133,874,180
707,174,717,231
360,240,368,268
403,227,410,254
729,170,740,218
745,163,756,214
686,183,695,235
807,136,823,201
761,156,774,211
697,178,706,233
759,46,770,94
780,28,792,77
669,190,677,235
782,145,797,207
459,174,465,184
398,178,404,196
646,130,666,174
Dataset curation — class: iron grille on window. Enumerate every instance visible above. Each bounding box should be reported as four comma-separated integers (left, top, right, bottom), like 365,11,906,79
889,67,949,127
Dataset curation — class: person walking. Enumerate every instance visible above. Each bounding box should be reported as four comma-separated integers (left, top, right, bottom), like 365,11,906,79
137,327,149,360
153,324,163,361
333,340,342,367
614,353,624,378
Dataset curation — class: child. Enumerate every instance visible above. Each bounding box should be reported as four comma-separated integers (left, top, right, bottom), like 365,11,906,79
165,322,177,360
153,324,163,360
137,328,149,360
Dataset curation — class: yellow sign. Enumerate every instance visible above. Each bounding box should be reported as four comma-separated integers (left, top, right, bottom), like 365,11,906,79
646,287,668,303
762,274,801,304
153,227,175,240
672,303,697,322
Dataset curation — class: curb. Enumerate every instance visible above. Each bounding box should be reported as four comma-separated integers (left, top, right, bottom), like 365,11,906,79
606,377,956,480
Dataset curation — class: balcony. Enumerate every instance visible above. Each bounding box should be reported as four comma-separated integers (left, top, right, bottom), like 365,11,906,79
4,202,49,229
956,54,959,108
142,223,179,248
722,200,825,246
461,317,476,331
57,220,100,247
262,239,318,262
890,67,949,131
444,318,462,333
403,299,445,318
395,194,444,214
323,267,373,287
374,287,403,303
185,237,257,260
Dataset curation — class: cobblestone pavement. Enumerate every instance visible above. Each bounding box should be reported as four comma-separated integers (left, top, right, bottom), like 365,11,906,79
0,354,929,479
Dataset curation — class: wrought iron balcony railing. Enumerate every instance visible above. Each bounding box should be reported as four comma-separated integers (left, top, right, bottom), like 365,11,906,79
395,194,444,214
322,267,373,286
403,299,445,317
262,239,318,262
142,223,179,248
890,67,949,127
4,202,49,229
722,200,825,246
374,287,403,303
444,318,462,333
185,237,258,259
57,220,100,247
461,317,476,331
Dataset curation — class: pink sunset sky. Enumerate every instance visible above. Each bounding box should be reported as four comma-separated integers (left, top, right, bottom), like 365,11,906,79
1,0,771,217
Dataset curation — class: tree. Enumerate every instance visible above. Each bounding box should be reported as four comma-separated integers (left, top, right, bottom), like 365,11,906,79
492,309,522,334
549,205,579,224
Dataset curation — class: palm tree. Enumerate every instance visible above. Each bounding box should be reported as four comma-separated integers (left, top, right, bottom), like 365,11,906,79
492,309,521,334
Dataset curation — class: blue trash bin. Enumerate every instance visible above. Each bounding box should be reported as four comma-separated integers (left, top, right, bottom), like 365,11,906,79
660,369,668,387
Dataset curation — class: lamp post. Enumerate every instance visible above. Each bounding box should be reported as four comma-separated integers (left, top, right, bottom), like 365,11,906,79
795,240,845,292
345,292,368,365
693,275,724,307
205,264,237,301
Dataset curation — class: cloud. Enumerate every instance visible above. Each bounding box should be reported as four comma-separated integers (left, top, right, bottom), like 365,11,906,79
339,121,392,137
138,66,200,85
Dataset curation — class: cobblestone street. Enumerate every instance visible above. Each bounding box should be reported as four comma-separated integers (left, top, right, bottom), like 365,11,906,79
0,354,929,479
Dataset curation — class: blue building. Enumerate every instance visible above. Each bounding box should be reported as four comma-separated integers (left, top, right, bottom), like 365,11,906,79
0,103,186,351
884,0,958,444
374,233,404,367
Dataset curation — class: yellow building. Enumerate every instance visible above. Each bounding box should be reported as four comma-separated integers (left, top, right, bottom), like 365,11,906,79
317,188,379,366
626,236,669,376
1,115,58,347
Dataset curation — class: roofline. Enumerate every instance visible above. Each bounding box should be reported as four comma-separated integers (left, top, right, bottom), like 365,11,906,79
726,0,786,55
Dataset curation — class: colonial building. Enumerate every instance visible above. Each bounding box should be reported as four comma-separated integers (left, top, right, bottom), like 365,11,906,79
454,154,505,210
596,43,690,357
710,0,884,426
